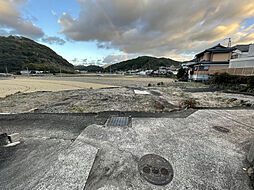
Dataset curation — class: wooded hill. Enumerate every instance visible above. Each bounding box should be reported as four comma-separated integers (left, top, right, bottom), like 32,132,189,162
0,36,74,73
104,56,181,72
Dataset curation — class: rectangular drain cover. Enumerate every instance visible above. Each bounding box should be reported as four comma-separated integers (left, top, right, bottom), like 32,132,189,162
106,117,130,127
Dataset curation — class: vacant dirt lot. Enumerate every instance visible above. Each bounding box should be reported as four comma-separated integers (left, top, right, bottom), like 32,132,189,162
0,75,254,114
0,78,116,98
37,75,175,87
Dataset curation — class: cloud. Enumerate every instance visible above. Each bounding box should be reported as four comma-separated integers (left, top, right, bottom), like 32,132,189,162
58,0,254,60
103,54,129,64
0,29,9,36
103,54,139,64
42,36,66,45
0,0,44,39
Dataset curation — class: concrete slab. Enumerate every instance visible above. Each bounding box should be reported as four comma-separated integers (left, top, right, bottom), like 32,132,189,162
83,110,254,189
0,138,72,190
134,90,151,95
34,129,98,190
0,114,106,190
0,110,253,189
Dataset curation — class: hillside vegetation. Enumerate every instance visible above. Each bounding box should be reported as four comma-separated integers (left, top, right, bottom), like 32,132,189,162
0,36,74,73
105,56,181,72
74,65,104,73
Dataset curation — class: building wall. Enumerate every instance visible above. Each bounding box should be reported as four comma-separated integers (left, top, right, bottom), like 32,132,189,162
192,74,210,81
193,70,208,75
248,44,254,57
192,65,229,81
211,53,231,62
229,57,254,68
209,67,254,76
209,65,229,70
200,52,211,61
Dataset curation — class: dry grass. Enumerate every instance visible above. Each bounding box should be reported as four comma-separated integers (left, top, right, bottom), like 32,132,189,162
0,78,116,98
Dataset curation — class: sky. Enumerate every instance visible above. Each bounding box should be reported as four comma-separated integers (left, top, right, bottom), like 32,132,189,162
0,0,254,66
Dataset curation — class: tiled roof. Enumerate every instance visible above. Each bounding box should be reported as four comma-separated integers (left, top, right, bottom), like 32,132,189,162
196,44,235,57
233,45,250,52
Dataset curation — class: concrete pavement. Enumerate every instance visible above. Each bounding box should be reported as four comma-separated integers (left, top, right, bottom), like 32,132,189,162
0,110,253,189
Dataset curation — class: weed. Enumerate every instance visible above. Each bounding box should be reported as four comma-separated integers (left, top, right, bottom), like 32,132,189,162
179,98,199,109
69,105,85,113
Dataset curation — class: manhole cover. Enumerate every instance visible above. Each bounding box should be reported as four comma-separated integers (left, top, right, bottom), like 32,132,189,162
138,154,174,186
106,117,130,127
213,126,230,133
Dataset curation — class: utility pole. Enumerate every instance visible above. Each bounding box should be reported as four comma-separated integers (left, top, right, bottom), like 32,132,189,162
228,38,232,48
224,38,232,47
60,66,62,78
5,65,8,74
27,67,29,77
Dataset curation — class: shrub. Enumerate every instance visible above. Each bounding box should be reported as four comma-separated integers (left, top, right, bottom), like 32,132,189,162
180,99,199,109
157,82,164,86
248,77,254,89
177,68,188,81
208,73,254,92
208,73,248,85
154,101,165,110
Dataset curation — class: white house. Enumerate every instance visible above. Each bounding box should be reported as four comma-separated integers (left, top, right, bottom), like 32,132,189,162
20,70,31,75
229,44,254,69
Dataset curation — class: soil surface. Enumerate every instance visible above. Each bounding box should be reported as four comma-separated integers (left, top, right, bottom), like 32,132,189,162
0,75,254,114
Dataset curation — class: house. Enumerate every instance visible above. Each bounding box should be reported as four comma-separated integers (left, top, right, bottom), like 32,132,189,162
231,45,250,59
20,70,31,75
190,44,235,81
35,71,44,74
158,66,167,74
157,66,178,75
125,70,138,75
182,62,195,69
0,73,13,77
228,44,254,76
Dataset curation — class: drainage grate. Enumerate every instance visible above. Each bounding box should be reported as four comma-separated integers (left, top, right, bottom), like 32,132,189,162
106,117,130,127
138,154,174,186
213,126,230,133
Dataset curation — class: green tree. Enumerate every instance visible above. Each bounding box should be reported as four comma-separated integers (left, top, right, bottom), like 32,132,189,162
177,68,188,80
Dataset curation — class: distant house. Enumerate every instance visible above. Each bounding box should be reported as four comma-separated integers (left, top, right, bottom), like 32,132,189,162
20,70,31,75
35,71,43,74
0,73,13,77
139,71,147,76
157,66,178,75
190,44,235,81
125,70,138,75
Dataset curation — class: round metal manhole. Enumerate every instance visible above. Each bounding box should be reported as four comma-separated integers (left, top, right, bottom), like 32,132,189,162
138,154,174,186
213,126,230,133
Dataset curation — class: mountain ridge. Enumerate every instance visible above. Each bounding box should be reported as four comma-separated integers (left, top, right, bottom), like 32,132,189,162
0,36,74,73
104,56,181,72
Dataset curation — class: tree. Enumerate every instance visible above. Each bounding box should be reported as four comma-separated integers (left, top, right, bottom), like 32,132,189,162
177,68,188,80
